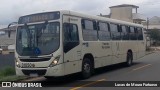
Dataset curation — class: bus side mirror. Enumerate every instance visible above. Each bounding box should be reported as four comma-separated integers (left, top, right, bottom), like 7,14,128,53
8,24,11,38
8,22,18,38
8,30,11,38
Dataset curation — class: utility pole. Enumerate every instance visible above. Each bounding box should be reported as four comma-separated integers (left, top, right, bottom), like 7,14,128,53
147,18,149,30
146,18,151,47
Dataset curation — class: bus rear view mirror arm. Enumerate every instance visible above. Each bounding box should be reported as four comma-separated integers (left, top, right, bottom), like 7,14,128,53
8,22,18,38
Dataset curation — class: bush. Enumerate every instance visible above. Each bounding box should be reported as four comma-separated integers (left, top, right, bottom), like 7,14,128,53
0,67,15,77
149,30,160,46
0,67,28,81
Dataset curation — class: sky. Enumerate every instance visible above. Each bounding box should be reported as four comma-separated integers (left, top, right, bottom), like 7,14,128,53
0,0,160,28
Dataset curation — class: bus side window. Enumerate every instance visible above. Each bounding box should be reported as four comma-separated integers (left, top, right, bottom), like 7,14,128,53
121,25,129,40
63,23,79,53
126,26,131,40
98,22,111,41
134,27,138,40
130,26,137,40
63,23,79,41
137,28,143,40
82,19,98,41
63,23,70,41
110,23,121,40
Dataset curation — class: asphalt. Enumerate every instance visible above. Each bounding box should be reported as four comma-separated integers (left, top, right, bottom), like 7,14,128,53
0,53,14,69
1,51,160,90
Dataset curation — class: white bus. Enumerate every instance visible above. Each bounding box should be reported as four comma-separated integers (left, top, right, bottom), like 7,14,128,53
15,10,146,79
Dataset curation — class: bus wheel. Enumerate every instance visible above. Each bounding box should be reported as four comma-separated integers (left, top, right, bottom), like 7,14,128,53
44,76,54,80
126,52,133,67
82,58,92,79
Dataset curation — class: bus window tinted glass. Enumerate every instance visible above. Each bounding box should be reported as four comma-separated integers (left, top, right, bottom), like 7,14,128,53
98,22,110,41
63,23,79,53
99,22,109,31
110,24,121,40
82,19,98,41
121,25,129,40
16,22,60,56
137,28,143,40
130,27,137,40
84,20,94,30
64,24,79,42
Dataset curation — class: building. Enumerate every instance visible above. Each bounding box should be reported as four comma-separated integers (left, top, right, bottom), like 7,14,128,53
110,4,146,24
99,4,150,47
0,26,16,50
100,4,146,24
143,16,160,29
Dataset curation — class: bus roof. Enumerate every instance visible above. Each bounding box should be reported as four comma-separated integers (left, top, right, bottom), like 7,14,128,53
60,10,143,27
19,10,143,28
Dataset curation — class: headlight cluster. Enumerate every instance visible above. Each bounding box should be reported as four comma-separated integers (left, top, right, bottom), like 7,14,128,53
15,59,21,68
49,55,61,67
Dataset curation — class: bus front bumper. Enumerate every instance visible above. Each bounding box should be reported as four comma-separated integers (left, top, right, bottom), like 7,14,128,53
16,64,65,77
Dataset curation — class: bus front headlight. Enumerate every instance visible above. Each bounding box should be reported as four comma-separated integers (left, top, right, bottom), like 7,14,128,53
49,55,61,67
15,60,21,68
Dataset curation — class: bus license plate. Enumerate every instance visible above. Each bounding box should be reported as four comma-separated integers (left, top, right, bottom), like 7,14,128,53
22,63,35,68
30,73,38,77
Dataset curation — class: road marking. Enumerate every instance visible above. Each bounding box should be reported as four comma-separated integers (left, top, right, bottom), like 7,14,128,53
133,64,152,71
70,79,106,90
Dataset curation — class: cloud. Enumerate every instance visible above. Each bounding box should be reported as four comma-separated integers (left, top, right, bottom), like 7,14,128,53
138,0,160,18
0,0,158,25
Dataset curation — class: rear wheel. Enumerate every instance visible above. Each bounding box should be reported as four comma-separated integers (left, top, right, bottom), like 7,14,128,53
126,52,133,67
82,58,93,79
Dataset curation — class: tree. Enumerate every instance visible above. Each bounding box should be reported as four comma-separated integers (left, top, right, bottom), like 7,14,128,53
149,29,160,46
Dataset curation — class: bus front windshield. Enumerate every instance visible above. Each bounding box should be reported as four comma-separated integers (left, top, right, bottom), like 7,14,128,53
16,22,60,56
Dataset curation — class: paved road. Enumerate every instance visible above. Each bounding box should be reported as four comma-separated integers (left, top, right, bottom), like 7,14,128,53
0,53,14,69
1,51,160,90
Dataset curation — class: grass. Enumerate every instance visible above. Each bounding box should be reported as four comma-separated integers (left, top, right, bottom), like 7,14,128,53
0,75,28,81
0,67,15,77
0,67,27,81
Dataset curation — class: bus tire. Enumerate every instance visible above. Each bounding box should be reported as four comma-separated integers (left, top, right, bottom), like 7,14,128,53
82,58,92,79
126,52,133,67
44,76,54,80
44,76,64,81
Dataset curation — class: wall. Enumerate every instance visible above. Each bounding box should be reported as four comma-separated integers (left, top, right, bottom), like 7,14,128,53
144,25,160,29
0,31,16,46
110,7,133,22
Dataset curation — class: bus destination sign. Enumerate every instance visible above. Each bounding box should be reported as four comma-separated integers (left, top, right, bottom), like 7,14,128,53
18,11,60,24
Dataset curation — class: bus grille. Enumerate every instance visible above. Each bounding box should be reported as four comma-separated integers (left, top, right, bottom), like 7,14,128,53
20,58,51,62
22,70,47,76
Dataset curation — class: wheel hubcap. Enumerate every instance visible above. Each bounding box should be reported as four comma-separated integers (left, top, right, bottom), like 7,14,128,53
84,63,90,73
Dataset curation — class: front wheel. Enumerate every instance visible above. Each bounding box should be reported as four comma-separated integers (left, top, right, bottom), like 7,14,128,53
82,58,92,79
44,76,54,80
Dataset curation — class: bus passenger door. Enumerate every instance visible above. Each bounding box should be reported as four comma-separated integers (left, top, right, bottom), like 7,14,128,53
63,15,82,75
